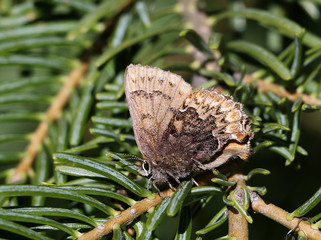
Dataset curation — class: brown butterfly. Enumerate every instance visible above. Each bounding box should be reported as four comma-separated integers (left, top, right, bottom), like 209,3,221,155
124,64,253,190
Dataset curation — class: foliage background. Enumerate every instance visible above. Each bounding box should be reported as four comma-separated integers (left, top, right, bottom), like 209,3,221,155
0,0,320,239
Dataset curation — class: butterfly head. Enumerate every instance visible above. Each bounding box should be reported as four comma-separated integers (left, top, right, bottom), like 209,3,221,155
138,160,151,177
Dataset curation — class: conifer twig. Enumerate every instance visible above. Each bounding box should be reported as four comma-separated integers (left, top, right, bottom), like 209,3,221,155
10,63,89,183
78,189,174,240
9,0,136,183
227,166,249,240
243,75,321,106
251,194,321,240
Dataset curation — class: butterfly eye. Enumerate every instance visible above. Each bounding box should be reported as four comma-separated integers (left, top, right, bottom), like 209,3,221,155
142,161,151,175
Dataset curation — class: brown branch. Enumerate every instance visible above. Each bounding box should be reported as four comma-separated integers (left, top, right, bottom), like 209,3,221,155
228,205,248,240
78,189,174,240
227,166,249,240
76,163,321,240
10,63,89,183
251,193,321,240
243,69,321,106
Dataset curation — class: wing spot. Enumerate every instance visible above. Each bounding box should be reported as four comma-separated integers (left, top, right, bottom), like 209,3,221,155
142,113,153,119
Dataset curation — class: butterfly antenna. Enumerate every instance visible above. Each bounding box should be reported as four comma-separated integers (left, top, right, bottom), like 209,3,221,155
107,151,143,162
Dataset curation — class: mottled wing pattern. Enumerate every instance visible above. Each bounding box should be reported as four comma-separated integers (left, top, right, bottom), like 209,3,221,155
160,89,253,169
124,64,193,162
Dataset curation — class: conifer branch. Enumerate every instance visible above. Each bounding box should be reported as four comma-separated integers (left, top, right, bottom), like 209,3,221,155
10,63,88,183
251,194,321,240
243,75,321,106
78,189,174,240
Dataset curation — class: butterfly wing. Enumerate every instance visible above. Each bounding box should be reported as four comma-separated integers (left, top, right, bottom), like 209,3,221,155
124,64,193,162
160,89,253,169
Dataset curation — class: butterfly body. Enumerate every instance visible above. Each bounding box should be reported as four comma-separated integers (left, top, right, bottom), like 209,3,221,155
125,64,253,185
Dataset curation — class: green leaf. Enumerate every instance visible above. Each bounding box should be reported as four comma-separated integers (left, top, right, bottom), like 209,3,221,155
247,186,267,196
199,69,235,86
262,123,290,133
229,191,253,223
96,101,128,110
61,186,136,206
287,109,301,165
138,228,152,240
167,181,193,216
96,26,178,67
241,185,250,210
92,117,132,128
0,208,79,238
56,165,107,178
214,8,305,38
69,82,96,146
302,31,321,48
174,206,192,240
253,141,274,153
270,146,293,162
190,186,221,195
112,223,124,240
0,152,24,163
0,133,30,143
54,153,150,197
0,93,51,105
291,96,303,112
287,187,321,220
97,93,119,102
290,36,303,77
0,55,76,70
90,128,137,154
10,207,98,227
301,104,321,112
0,185,118,216
208,33,223,50
196,207,227,235
135,1,150,27
0,22,76,41
211,178,237,187
47,0,95,12
32,151,50,206
0,37,79,54
67,0,131,40
179,29,213,58
245,168,270,181
227,40,292,80
123,231,135,240
0,76,61,94
146,197,171,230
0,217,53,240
0,112,42,123
133,221,146,239
214,237,236,240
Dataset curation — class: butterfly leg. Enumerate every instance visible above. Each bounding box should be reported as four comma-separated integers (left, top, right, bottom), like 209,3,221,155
152,178,163,198
191,178,199,186
166,180,175,191
193,159,207,170
167,172,181,185
147,177,152,190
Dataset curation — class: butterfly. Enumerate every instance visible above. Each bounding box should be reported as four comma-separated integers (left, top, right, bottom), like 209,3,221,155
124,64,253,190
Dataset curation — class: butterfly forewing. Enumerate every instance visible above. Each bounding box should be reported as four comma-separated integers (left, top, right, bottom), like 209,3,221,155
124,64,193,161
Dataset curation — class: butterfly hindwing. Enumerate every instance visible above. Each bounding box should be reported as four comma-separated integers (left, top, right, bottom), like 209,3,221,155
160,89,252,168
